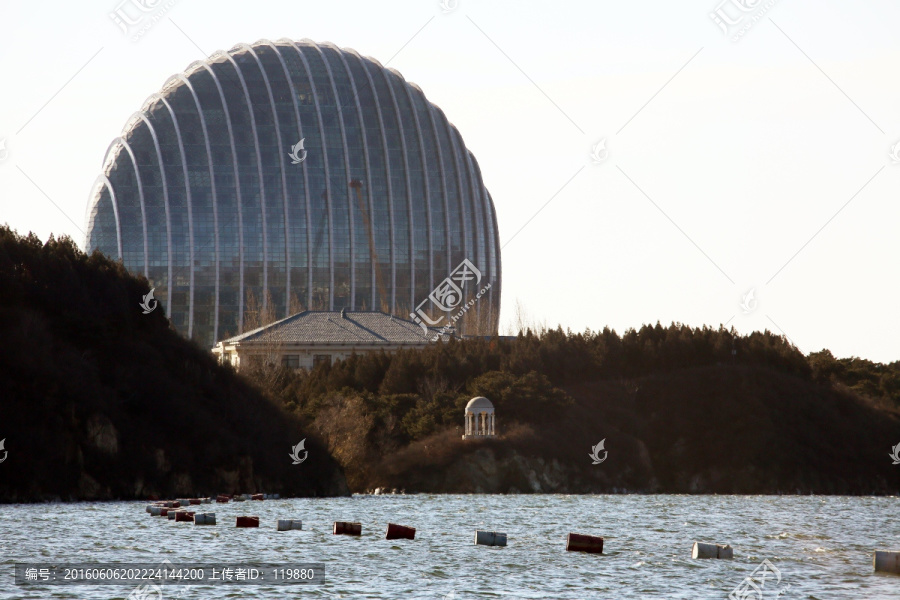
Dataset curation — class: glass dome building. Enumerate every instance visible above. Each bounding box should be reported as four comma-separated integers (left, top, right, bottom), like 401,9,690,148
85,39,501,347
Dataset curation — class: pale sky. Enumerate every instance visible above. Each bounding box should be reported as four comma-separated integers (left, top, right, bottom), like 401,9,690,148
1,0,898,362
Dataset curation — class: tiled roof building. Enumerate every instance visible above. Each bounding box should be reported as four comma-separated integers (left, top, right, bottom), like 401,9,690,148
212,310,448,370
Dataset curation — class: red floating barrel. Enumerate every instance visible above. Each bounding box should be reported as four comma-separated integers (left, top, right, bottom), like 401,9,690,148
251,493,264,501
333,521,362,536
235,516,260,528
175,511,196,522
385,523,416,540
189,498,201,505
159,508,170,517
566,533,604,554
216,495,230,503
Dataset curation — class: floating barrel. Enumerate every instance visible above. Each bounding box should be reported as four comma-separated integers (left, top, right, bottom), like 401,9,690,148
216,495,230,503
167,510,178,521
149,506,163,516
251,494,264,501
566,533,604,554
201,497,212,504
159,508,170,517
175,511,195,522
692,541,733,559
146,504,155,514
333,521,362,536
194,513,216,526
475,530,507,547
385,523,416,540
171,501,181,508
874,551,900,574
235,516,260,528
189,499,201,505
277,519,303,531
233,495,246,502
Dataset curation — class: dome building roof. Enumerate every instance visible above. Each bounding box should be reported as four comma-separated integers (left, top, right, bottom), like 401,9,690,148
465,396,494,412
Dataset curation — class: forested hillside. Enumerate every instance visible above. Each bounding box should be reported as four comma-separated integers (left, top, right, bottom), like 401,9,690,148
0,227,348,502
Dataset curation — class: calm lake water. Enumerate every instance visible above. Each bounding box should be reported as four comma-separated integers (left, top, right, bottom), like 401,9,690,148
0,494,897,599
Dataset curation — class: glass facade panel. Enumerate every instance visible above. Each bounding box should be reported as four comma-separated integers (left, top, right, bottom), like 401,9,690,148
85,40,501,348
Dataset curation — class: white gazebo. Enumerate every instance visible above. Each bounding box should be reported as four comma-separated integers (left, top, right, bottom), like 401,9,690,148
462,396,496,439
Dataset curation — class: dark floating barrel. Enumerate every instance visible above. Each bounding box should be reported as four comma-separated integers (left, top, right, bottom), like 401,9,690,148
235,516,260,528
251,493,264,501
216,495,230,503
175,511,195,523
874,551,900,574
566,533,604,554
475,530,507,547
385,523,416,540
333,521,362,536
189,498,201,505
159,508,170,517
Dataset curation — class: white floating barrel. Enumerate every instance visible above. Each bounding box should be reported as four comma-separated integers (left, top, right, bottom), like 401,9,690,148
475,530,507,547
167,510,178,520
692,541,733,559
874,551,900,574
148,506,163,516
194,513,216,525
277,519,303,531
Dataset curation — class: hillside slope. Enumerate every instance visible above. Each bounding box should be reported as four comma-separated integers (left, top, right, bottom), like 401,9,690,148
366,365,900,494
0,228,348,502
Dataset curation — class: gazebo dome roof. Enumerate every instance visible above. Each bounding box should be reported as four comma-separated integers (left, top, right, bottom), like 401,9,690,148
465,396,494,412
